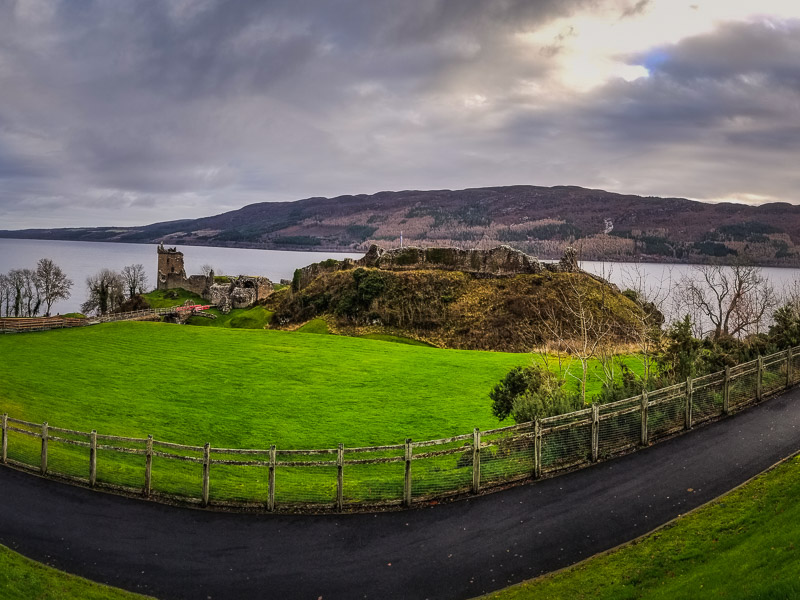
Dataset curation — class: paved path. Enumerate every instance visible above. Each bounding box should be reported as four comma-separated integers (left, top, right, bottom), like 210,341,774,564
2,390,799,600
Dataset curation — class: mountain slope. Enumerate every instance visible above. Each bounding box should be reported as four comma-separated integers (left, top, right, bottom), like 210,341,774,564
2,185,799,265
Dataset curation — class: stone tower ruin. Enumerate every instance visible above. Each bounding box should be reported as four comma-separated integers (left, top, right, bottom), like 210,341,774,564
157,243,188,290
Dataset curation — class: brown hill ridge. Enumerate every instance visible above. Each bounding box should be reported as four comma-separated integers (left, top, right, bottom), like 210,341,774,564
2,185,799,266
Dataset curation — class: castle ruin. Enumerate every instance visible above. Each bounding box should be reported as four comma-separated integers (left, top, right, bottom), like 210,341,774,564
156,244,273,313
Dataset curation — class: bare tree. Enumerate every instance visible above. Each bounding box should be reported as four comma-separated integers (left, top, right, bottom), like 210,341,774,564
120,264,149,299
82,269,125,315
7,269,25,317
21,268,42,317
620,263,672,384
542,276,614,404
0,273,10,317
678,262,777,341
36,258,73,316
200,264,214,277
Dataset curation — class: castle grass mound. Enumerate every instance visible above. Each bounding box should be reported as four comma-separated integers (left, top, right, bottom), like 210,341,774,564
273,268,642,352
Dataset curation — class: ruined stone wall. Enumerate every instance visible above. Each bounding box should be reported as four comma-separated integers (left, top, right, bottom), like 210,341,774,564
292,245,582,292
209,276,274,313
155,245,273,310
358,245,548,275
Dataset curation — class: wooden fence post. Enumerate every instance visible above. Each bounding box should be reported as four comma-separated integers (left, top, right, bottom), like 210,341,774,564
40,422,48,474
685,378,693,430
202,442,210,507
268,444,276,512
144,435,153,497
337,443,344,512
1,414,7,464
640,391,649,446
404,439,412,507
591,404,600,462
472,428,481,494
757,356,763,401
723,366,730,415
89,430,97,487
787,348,793,389
534,420,542,479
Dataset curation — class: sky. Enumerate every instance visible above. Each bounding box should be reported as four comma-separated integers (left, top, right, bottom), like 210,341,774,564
1,0,799,229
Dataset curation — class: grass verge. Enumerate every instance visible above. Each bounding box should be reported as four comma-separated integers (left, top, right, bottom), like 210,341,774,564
0,544,152,600
480,454,800,600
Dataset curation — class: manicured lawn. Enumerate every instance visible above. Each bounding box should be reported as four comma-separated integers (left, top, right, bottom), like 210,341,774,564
0,322,644,505
185,305,272,329
0,544,151,600
0,321,530,448
480,455,800,600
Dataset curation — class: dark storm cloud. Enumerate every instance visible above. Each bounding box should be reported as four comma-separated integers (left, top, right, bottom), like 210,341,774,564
0,1,798,228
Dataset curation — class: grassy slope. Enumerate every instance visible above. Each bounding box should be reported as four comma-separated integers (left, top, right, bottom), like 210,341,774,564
296,318,329,334
0,322,531,448
0,545,151,600
0,322,641,448
481,455,800,600
141,289,204,308
185,305,272,329
275,269,642,352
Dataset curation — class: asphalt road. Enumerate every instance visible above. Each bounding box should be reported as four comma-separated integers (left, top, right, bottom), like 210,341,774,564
2,389,800,600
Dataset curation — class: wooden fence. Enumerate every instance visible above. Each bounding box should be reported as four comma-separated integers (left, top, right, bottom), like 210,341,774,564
1,346,797,512
0,307,193,333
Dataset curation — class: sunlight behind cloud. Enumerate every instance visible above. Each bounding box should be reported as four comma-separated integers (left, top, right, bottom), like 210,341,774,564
519,0,800,91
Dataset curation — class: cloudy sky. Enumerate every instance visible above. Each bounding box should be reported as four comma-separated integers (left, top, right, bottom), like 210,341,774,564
1,0,799,229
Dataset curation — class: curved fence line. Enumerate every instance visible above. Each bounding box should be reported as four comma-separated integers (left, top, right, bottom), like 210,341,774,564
1,347,798,512
0,306,212,333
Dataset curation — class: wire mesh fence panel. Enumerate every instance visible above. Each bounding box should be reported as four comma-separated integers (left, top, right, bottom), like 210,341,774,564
208,450,270,504
599,400,640,457
763,355,787,396
410,437,473,500
792,352,800,386
692,375,724,424
648,390,685,441
479,431,536,488
342,460,405,506
411,455,472,500
95,447,146,490
5,427,40,468
342,446,405,505
47,433,90,481
150,449,203,499
273,465,337,506
541,420,591,474
729,368,758,410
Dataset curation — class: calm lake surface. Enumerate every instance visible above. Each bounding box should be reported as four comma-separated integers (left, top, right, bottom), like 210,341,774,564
0,238,360,314
2,238,800,320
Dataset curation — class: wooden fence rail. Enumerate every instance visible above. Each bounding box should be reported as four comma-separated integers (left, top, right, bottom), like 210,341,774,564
0,306,210,333
2,345,799,513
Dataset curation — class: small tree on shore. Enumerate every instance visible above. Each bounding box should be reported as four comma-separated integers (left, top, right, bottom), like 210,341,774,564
678,262,777,340
121,264,148,299
82,269,125,315
36,258,72,316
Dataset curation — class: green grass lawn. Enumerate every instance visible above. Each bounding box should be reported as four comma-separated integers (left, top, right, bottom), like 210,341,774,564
0,321,532,448
185,305,272,329
480,454,800,600
0,545,151,600
296,318,330,334
0,322,644,505
140,289,203,309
